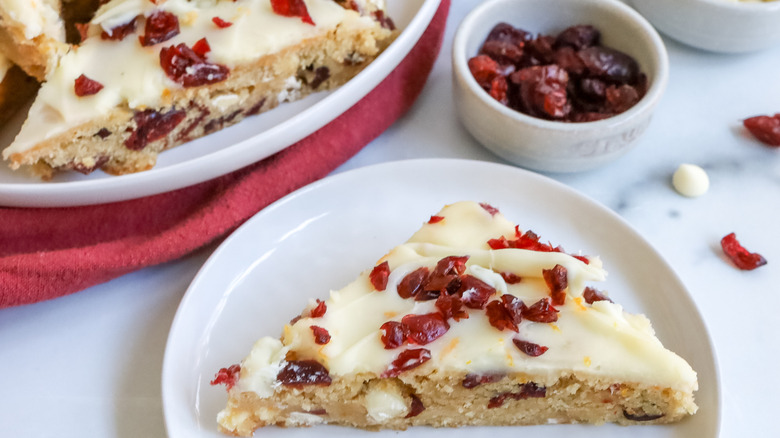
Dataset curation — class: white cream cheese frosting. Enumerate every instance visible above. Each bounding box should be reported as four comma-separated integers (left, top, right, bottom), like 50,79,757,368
235,201,698,398
4,0,379,158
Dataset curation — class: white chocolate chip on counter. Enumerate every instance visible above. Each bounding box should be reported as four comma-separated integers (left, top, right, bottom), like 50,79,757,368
672,164,710,197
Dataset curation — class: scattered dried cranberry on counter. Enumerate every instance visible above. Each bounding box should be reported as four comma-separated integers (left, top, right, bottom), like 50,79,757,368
468,23,647,122
720,233,767,271
743,114,780,147
74,74,104,97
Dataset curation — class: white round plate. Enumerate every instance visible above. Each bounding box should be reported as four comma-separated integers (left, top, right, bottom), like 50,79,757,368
162,158,720,438
0,0,441,208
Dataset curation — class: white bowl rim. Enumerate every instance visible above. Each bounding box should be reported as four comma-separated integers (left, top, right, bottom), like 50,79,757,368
453,0,669,132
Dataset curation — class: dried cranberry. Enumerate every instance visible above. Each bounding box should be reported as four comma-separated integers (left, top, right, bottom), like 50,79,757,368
212,16,233,28
484,22,532,46
510,64,570,119
308,66,330,89
605,84,640,114
457,275,496,309
489,75,508,105
488,382,546,408
554,25,600,50
401,313,449,345
480,202,500,216
500,294,526,325
124,108,186,151
397,267,429,299
522,298,559,323
428,215,444,224
74,74,104,97
435,293,469,322
372,10,396,31
512,338,548,357
191,38,211,57
543,264,568,306
524,35,556,65
101,17,137,41
309,299,327,318
583,287,612,304
270,0,315,25
720,233,767,271
480,40,524,66
210,364,240,390
485,299,518,332
744,114,780,146
462,373,504,388
468,54,500,89
277,360,332,387
423,256,468,297
369,261,390,291
159,42,229,87
140,10,179,46
406,394,425,418
310,326,330,345
380,321,409,349
552,47,585,76
382,348,431,378
75,22,90,43
499,272,522,284
578,46,639,85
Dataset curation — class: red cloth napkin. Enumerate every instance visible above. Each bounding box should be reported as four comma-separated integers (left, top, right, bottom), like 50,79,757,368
0,0,451,309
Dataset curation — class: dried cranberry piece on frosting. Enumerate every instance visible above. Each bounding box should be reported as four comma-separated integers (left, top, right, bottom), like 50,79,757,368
102,16,138,41
380,321,409,349
270,0,315,25
435,293,469,322
159,42,230,87
369,261,390,291
457,275,496,309
140,10,180,46
382,348,432,378
124,108,186,151
522,298,559,323
543,264,568,306
310,326,330,345
485,299,518,332
212,16,233,28
74,74,104,97
397,267,429,299
513,338,548,357
309,299,327,318
583,287,612,304
402,313,449,345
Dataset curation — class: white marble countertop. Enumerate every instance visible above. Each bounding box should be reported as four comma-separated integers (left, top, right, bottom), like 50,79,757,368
2,1,778,437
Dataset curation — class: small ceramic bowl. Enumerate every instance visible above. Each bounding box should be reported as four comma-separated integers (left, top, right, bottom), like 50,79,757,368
630,0,780,53
452,0,668,173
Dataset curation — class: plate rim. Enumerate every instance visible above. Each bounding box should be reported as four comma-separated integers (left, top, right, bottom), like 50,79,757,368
161,157,722,437
0,0,443,208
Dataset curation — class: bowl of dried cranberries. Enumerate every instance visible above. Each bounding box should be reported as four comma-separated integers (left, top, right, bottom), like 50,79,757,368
452,0,668,173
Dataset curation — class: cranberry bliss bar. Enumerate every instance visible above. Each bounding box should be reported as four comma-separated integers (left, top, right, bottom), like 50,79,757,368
212,201,698,435
2,0,395,178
